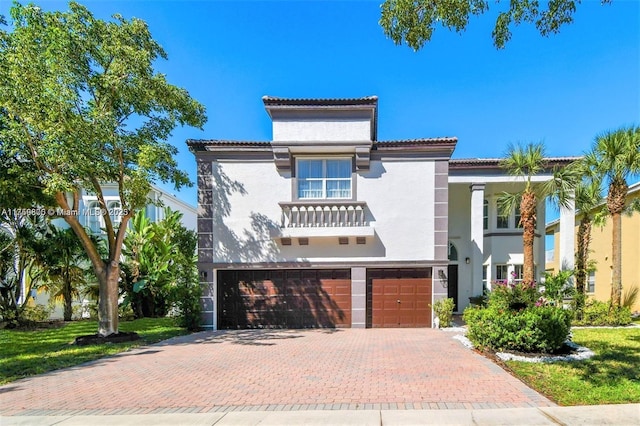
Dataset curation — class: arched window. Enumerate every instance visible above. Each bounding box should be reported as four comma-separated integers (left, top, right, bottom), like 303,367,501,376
108,200,122,227
448,242,458,262
86,201,101,234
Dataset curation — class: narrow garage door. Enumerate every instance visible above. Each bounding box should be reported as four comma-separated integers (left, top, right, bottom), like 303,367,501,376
369,269,432,328
218,269,351,329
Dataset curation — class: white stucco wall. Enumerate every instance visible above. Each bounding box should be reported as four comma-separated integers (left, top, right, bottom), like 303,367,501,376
273,119,371,142
212,157,437,264
448,182,547,312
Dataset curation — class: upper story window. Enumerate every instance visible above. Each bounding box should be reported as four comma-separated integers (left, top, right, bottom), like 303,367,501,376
297,158,351,199
514,202,523,229
83,198,122,234
497,211,509,229
108,200,123,228
483,200,488,230
587,271,595,293
86,201,101,234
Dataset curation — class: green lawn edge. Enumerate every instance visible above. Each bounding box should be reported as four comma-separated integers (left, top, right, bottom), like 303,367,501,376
505,327,640,405
0,317,191,385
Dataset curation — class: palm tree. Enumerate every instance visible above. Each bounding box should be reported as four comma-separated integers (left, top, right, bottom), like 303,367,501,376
499,142,577,285
583,126,640,307
572,173,605,315
40,228,93,321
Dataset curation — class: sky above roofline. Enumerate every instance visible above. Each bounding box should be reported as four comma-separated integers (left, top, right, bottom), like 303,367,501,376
1,1,638,213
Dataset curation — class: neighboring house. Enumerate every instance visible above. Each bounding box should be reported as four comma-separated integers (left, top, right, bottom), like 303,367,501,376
189,96,575,330
546,181,640,312
37,183,197,319
68,183,197,233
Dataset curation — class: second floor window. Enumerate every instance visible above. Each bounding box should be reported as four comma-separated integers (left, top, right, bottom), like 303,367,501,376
483,200,488,230
497,212,509,228
297,158,351,199
587,271,596,293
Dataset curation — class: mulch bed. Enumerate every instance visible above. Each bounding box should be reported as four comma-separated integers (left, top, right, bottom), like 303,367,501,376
74,331,140,346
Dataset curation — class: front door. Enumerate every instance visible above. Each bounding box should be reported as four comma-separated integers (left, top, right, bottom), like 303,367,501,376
447,264,458,312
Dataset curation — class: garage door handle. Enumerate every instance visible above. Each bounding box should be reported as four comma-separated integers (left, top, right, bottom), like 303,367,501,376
397,299,401,303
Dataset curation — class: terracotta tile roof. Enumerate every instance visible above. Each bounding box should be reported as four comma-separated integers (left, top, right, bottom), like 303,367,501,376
449,156,581,169
375,137,457,148
262,96,378,106
186,139,270,152
187,137,458,152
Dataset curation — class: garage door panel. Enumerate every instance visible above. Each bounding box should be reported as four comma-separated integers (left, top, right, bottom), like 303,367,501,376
219,270,351,329
371,277,432,328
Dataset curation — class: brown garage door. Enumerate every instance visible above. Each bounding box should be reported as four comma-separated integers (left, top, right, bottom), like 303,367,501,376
369,269,432,328
218,269,351,329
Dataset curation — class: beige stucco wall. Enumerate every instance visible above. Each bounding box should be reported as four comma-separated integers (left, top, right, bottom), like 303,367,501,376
546,190,640,312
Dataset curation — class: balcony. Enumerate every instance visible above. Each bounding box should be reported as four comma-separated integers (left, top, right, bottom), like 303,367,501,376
273,201,375,239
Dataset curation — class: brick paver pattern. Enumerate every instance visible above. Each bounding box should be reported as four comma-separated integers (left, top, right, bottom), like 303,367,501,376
0,329,553,416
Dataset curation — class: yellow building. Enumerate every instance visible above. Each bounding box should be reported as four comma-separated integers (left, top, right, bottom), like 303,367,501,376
546,182,640,313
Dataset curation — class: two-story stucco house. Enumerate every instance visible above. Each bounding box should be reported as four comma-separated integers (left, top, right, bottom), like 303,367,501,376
189,96,575,330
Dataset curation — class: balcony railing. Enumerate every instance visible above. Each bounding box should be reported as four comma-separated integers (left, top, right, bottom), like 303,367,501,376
279,201,368,228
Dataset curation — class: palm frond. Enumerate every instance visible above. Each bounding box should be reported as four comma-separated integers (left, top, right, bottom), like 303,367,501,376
500,143,546,188
497,192,521,217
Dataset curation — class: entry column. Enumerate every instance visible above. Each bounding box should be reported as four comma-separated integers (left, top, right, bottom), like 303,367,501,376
470,183,485,297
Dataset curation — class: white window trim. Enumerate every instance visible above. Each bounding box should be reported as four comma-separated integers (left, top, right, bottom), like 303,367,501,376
294,156,354,201
82,197,123,233
587,271,596,293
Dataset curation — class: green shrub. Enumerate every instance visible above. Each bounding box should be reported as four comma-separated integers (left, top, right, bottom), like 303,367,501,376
573,299,632,326
431,298,454,327
464,305,572,353
488,281,539,310
170,278,202,331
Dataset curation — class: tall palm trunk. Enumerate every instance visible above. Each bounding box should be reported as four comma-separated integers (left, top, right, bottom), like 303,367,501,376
575,216,592,295
520,190,537,284
575,216,592,316
607,180,627,307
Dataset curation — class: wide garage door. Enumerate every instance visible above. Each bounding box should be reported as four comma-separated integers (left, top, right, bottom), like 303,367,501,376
218,269,351,329
369,269,432,328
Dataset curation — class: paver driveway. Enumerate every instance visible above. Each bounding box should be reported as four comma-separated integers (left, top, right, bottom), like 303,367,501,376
0,329,552,416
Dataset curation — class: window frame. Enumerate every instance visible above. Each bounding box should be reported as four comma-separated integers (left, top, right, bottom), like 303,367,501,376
587,271,596,293
513,264,524,283
495,264,509,283
83,197,123,234
483,200,488,230
294,156,355,201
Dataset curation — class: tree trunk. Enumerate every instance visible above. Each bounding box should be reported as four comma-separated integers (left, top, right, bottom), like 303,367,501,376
62,268,73,321
610,211,622,306
521,191,537,285
98,261,120,336
607,181,626,307
575,217,592,296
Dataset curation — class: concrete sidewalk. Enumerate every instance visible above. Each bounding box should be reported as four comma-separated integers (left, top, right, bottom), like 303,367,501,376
2,405,639,425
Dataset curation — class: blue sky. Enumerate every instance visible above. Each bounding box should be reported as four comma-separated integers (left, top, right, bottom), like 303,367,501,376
2,1,639,212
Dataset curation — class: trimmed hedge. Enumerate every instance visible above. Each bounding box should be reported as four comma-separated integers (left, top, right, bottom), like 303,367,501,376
464,305,572,353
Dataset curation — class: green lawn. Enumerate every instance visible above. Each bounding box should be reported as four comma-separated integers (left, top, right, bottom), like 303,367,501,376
0,318,190,385
506,327,640,405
